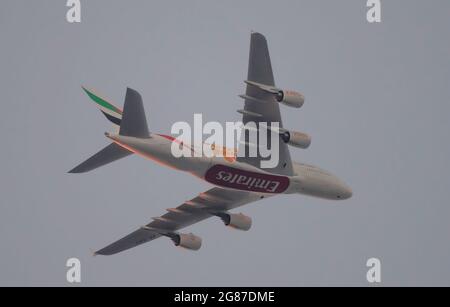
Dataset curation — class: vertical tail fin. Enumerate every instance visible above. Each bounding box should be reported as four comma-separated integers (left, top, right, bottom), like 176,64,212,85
82,87,123,131
69,87,149,173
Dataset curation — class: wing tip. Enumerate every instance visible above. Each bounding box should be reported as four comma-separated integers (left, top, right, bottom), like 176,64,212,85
67,165,87,174
93,249,112,256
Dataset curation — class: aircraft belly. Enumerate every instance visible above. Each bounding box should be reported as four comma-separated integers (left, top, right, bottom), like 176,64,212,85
204,164,290,194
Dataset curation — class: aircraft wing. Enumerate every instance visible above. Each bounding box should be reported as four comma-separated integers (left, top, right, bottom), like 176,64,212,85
95,187,266,255
237,32,294,176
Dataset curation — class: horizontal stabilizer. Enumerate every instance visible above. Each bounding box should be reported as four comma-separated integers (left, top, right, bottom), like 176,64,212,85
119,88,149,138
68,143,132,173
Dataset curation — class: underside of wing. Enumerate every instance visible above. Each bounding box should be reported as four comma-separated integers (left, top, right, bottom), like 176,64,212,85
95,188,265,255
94,228,161,256
237,32,294,176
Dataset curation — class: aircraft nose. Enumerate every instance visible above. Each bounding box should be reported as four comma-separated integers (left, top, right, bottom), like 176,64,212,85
339,182,352,200
335,180,352,200
343,185,353,199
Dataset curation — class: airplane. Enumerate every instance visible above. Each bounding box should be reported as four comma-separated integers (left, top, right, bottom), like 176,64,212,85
69,32,352,255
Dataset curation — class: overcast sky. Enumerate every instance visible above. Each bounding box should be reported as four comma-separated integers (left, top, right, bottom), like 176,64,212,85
1,0,450,286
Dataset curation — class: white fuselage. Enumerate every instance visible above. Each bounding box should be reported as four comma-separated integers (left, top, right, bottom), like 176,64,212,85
107,133,352,200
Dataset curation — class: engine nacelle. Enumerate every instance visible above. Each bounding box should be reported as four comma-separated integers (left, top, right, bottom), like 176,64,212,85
222,213,252,231
244,81,304,108
172,233,202,251
276,90,305,108
281,130,311,149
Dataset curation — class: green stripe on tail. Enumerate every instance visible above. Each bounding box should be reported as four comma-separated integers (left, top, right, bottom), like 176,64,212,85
82,87,123,115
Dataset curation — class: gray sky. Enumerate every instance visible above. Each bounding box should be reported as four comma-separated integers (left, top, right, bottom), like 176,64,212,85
1,0,450,286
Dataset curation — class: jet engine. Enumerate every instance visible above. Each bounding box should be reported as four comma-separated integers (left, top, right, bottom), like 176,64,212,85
244,80,305,108
275,90,305,108
280,130,311,149
221,213,252,231
171,233,202,251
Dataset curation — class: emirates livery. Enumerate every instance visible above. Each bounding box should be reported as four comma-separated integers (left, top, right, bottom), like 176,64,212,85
69,32,352,255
